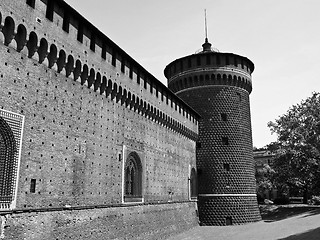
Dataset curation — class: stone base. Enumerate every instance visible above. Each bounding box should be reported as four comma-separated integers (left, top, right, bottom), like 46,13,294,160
198,195,261,225
0,201,198,240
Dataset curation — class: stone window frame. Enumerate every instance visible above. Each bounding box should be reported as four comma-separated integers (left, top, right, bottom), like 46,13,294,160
122,146,144,204
0,109,24,211
189,167,197,200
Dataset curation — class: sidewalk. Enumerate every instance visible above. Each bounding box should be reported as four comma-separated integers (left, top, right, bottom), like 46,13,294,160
166,206,320,240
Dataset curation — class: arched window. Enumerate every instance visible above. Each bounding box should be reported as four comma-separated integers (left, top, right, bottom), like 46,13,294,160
124,152,142,202
0,117,17,209
190,168,197,199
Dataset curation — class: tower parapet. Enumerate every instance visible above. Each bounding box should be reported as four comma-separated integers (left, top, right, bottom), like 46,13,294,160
165,39,261,225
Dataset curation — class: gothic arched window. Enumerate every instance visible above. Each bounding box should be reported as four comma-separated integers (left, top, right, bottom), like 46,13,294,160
190,168,197,199
124,152,142,202
0,117,17,208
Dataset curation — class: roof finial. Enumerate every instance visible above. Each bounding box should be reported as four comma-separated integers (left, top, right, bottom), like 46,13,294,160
205,9,208,43
202,9,212,52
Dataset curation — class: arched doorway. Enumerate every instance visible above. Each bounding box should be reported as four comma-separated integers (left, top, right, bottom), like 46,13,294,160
124,152,142,202
190,167,198,199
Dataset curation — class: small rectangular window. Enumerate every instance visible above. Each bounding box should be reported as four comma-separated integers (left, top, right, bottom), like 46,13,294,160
144,78,147,89
45,0,54,21
129,64,133,79
222,137,229,145
62,11,70,33
101,43,106,60
150,82,153,94
226,217,233,225
26,0,35,8
90,34,95,52
221,113,227,122
137,71,140,84
121,58,125,73
236,92,241,102
223,163,230,171
77,22,83,43
30,179,36,193
111,49,116,67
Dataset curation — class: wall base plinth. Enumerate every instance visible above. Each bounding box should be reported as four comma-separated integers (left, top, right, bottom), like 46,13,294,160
198,195,261,226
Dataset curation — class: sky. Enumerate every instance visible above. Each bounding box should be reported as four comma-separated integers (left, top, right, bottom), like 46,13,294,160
66,0,320,148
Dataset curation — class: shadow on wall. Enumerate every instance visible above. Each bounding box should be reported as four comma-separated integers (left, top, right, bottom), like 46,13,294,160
277,227,320,240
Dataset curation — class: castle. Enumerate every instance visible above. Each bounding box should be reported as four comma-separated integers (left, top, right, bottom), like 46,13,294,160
0,0,260,239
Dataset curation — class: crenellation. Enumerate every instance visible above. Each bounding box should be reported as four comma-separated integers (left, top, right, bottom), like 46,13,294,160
0,0,199,129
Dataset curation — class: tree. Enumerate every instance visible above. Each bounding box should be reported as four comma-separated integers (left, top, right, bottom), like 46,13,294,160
268,92,320,203
255,163,275,200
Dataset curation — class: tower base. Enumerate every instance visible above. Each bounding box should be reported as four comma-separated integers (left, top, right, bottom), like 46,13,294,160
198,195,261,226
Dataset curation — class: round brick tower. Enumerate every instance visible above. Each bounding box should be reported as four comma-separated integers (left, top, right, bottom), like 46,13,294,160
164,38,261,225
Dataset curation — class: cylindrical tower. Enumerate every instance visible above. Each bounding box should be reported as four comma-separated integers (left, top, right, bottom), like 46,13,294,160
164,39,261,225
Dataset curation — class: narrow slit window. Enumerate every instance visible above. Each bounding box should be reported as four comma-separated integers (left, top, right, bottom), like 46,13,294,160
226,217,233,225
223,163,230,171
129,65,133,79
90,34,95,52
222,137,229,145
101,43,106,60
121,58,125,73
137,71,140,84
30,179,36,193
221,113,227,122
45,0,54,21
77,22,83,43
112,49,116,67
62,11,70,33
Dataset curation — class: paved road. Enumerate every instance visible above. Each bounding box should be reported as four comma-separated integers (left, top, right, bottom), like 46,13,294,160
166,208,320,240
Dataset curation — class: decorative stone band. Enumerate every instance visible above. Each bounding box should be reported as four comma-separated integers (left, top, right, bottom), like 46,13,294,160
169,66,252,82
198,194,257,197
177,84,249,95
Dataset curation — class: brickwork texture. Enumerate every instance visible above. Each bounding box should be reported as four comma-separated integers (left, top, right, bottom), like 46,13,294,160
165,46,261,225
0,0,199,239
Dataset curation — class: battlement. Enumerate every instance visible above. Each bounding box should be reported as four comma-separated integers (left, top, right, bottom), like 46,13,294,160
164,52,254,94
0,0,200,135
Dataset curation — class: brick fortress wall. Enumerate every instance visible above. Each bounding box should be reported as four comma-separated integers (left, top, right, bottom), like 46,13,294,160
0,0,199,239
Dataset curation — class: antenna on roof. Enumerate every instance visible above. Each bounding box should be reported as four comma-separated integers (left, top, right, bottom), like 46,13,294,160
204,9,208,42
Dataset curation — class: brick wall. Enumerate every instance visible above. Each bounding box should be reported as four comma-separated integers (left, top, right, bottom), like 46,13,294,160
0,0,199,238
